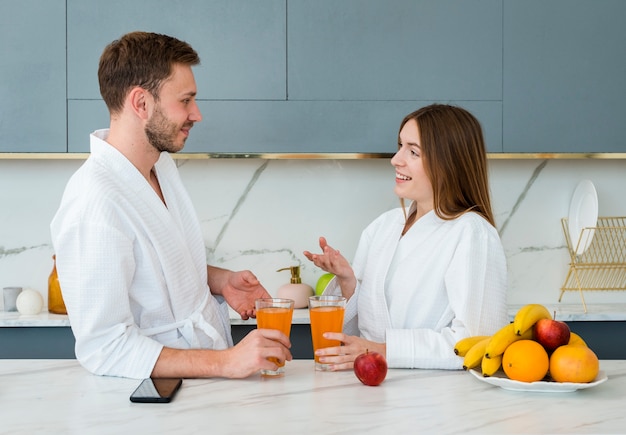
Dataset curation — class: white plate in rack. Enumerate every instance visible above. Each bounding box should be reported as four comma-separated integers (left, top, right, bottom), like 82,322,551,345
469,369,607,392
568,180,598,255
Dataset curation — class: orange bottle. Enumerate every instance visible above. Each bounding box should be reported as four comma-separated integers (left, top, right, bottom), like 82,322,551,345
48,255,67,314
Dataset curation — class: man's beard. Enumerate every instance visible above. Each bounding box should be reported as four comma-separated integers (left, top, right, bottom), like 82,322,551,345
145,107,189,153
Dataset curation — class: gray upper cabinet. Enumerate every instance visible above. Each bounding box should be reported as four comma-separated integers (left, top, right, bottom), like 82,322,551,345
66,0,286,152
0,0,66,152
288,0,502,102
189,0,503,154
283,0,503,154
503,0,626,153
2,1,625,154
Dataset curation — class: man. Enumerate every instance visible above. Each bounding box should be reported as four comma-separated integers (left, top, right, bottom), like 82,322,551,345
51,31,291,379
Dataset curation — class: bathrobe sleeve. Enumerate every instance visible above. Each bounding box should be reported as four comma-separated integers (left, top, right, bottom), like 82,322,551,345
53,215,164,379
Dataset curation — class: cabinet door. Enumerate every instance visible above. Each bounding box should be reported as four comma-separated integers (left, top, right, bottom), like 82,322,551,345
285,0,503,153
184,100,502,154
67,0,286,152
503,0,626,153
288,0,502,101
0,0,66,152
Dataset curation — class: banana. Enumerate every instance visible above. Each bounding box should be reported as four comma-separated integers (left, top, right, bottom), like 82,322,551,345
462,337,490,371
484,323,533,359
513,303,552,336
454,335,491,357
481,353,502,377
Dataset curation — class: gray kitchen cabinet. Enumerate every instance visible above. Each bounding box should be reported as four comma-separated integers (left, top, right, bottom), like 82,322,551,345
503,0,626,153
288,0,502,102
2,0,626,154
185,100,502,154
0,325,314,360
0,0,66,152
284,0,504,154
66,0,286,152
67,0,503,154
0,322,622,360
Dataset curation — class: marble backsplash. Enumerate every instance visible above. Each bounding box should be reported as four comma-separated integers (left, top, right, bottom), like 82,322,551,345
2,157,626,312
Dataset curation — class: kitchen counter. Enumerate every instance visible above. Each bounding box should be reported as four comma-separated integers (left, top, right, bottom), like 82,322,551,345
0,308,311,327
3,303,626,327
1,359,625,434
3,303,626,360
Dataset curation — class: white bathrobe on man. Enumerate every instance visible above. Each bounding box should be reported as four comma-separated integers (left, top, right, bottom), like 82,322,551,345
51,129,232,379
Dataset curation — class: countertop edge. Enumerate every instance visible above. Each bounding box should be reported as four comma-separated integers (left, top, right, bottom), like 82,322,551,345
3,304,626,327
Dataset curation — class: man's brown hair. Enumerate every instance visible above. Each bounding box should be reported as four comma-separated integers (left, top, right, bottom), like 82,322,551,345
98,31,200,114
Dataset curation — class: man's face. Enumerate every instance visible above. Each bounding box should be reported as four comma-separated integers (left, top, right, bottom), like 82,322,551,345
145,63,202,153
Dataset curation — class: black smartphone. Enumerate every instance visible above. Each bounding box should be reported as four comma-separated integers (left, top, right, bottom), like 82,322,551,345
129,377,183,403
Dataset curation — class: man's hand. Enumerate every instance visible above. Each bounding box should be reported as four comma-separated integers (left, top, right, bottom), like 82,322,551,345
221,270,270,319
151,329,292,379
219,328,292,378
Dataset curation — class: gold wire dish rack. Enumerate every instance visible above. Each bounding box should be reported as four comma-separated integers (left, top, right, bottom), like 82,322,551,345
560,217,626,312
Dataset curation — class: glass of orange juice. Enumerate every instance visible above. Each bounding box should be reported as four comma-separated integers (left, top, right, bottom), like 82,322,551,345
255,298,294,376
308,295,347,371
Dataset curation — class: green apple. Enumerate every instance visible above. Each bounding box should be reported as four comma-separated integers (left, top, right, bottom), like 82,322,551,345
315,273,335,295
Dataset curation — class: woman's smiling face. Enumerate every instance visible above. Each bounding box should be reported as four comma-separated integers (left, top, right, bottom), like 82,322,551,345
390,119,434,212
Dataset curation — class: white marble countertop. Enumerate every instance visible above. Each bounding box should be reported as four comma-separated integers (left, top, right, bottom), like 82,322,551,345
0,308,312,327
3,304,626,327
1,359,624,434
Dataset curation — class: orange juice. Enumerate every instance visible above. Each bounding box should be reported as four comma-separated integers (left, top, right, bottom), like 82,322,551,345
309,305,345,364
257,307,293,338
255,298,294,375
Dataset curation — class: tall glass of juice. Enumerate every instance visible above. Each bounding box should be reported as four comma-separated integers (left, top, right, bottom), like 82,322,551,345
255,298,295,376
308,295,347,371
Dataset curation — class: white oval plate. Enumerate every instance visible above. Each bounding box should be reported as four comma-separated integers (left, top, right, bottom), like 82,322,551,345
469,369,607,392
568,180,598,255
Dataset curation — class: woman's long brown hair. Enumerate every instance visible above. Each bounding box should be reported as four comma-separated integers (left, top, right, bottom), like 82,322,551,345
398,104,495,227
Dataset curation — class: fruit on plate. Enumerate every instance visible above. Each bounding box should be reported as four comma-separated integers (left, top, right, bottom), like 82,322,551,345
533,318,571,354
484,323,533,359
502,339,549,383
462,337,491,371
481,353,502,377
549,344,599,383
354,350,388,386
454,304,600,384
513,303,552,336
315,273,334,296
454,335,490,357
568,332,587,347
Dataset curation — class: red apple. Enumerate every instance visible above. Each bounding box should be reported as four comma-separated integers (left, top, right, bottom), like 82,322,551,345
354,350,388,386
533,318,571,353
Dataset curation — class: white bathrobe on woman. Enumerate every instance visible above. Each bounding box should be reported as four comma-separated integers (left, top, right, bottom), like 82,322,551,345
324,208,508,369
50,130,232,379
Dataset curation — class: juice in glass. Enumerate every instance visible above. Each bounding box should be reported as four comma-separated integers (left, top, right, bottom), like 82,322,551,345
308,295,346,371
255,298,294,376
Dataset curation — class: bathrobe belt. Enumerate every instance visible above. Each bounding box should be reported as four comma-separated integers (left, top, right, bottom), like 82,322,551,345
139,292,229,349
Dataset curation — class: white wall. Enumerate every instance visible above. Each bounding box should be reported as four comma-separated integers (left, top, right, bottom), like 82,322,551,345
2,157,626,311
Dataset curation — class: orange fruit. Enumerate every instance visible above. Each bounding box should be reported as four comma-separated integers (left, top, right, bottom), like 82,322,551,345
502,339,549,382
549,344,599,383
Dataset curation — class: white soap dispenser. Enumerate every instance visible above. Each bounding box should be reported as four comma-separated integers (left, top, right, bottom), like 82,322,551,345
276,266,314,309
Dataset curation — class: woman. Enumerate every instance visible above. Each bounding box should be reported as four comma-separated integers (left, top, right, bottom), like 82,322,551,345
304,104,508,370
